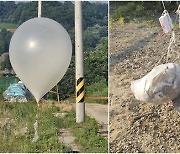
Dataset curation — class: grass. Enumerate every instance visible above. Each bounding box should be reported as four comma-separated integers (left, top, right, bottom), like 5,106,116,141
111,2,159,27
111,2,144,22
0,102,70,152
55,111,108,153
85,79,108,104
0,101,107,153
173,23,179,31
0,23,18,29
0,76,17,89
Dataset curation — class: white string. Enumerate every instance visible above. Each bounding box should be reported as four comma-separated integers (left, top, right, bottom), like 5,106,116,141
158,3,178,63
32,1,42,142
32,118,39,143
32,105,39,142
166,31,176,63
176,5,180,28
162,1,166,10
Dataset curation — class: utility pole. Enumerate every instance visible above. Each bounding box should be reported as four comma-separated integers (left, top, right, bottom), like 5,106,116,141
38,1,42,18
75,1,85,123
178,5,180,28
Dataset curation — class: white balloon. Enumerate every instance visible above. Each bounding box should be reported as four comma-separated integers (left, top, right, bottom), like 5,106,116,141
9,17,72,102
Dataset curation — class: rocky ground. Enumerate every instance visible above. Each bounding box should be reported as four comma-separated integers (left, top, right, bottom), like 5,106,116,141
109,19,180,153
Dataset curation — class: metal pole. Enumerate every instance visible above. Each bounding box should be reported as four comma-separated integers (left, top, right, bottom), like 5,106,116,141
38,1,42,18
178,5,180,28
75,1,85,123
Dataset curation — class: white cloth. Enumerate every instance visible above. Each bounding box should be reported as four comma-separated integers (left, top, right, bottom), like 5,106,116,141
131,63,180,103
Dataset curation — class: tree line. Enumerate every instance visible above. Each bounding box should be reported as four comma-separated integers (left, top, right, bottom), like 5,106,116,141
0,1,108,101
0,1,108,56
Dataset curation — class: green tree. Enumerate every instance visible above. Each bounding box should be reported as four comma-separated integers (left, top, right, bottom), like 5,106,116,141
0,55,11,70
0,29,12,54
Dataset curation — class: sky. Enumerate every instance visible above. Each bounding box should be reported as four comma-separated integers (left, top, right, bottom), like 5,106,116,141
14,1,108,3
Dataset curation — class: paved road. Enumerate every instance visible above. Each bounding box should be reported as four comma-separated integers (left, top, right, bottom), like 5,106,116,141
85,103,108,139
58,103,108,152
85,103,108,125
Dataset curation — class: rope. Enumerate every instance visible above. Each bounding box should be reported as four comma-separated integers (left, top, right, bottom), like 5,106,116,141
166,31,176,63
32,115,39,143
32,103,40,143
166,5,180,63
157,6,178,64
162,1,166,10
176,5,180,28
32,1,42,142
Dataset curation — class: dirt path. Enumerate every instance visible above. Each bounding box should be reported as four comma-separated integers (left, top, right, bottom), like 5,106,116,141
109,20,180,153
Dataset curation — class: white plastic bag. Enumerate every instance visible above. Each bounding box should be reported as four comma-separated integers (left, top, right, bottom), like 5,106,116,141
159,10,173,33
131,63,180,103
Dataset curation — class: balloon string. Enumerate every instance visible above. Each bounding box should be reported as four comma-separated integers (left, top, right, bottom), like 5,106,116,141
32,102,40,143
162,1,166,11
166,31,176,63
176,5,180,28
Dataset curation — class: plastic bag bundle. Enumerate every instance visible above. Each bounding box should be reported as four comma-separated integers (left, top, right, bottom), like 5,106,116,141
159,10,173,33
131,63,180,103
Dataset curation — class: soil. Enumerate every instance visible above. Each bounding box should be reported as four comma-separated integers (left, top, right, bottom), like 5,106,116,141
109,20,180,153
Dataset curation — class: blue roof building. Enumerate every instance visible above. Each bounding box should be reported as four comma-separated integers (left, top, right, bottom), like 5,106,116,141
3,81,30,102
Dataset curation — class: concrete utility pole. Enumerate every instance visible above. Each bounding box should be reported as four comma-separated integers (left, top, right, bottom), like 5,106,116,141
38,1,42,18
75,1,85,123
178,5,180,28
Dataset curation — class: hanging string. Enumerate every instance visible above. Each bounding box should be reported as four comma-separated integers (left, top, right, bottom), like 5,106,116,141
176,5,180,28
157,2,178,64
32,114,39,142
32,102,40,143
162,1,166,10
32,1,42,143
166,31,176,62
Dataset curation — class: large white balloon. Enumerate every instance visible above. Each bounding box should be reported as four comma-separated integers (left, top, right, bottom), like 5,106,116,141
9,17,72,102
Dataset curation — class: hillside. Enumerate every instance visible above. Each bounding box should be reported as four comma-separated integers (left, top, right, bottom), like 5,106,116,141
109,12,180,154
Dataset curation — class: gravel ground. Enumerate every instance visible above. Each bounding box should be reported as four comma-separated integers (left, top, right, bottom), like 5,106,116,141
109,19,180,153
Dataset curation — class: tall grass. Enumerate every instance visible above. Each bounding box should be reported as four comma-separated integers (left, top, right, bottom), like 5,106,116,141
86,78,108,104
55,111,108,153
111,2,144,22
0,102,108,153
0,102,70,153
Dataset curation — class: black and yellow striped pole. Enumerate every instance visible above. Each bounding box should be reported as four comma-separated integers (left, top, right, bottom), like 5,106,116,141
76,77,85,103
75,1,85,123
